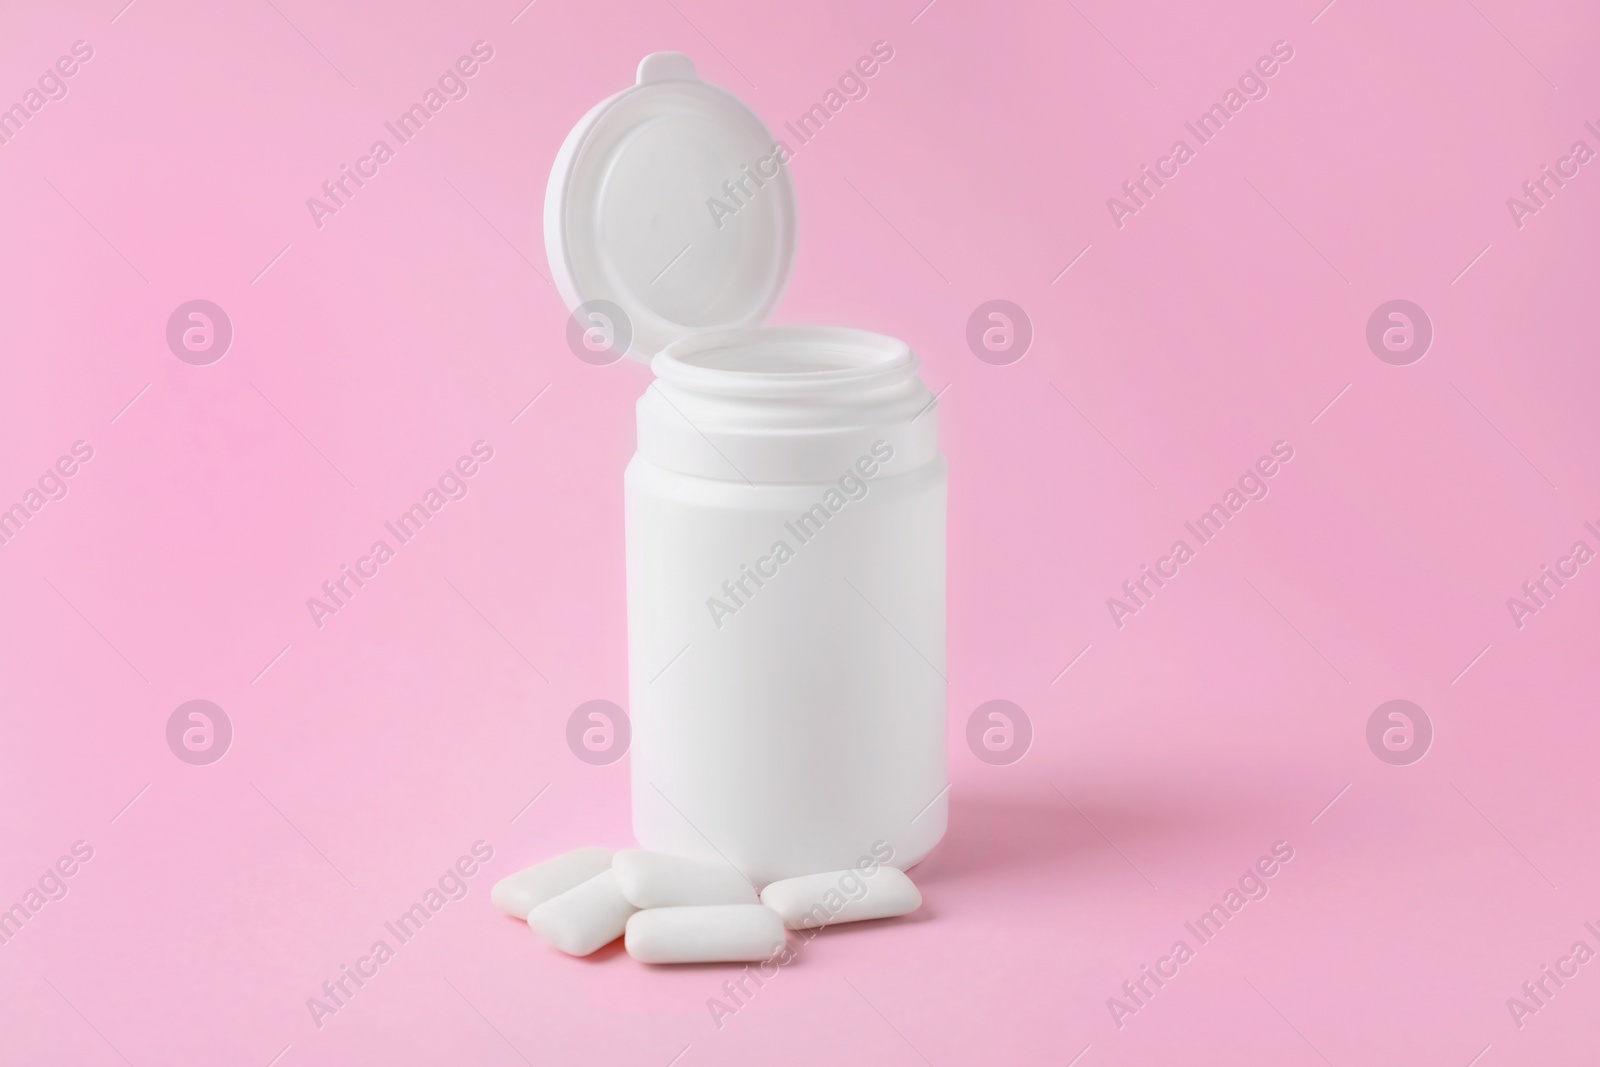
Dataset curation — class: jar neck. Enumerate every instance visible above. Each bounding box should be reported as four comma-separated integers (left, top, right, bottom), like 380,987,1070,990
638,326,939,483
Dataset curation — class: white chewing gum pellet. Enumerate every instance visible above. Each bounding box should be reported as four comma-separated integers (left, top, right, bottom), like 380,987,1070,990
760,867,921,930
526,870,637,956
624,905,786,964
612,849,758,908
491,846,614,919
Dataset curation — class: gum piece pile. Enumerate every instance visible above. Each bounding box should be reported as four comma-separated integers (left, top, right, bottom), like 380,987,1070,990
493,847,922,963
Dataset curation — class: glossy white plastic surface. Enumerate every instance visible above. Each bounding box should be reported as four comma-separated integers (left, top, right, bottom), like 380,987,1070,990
627,330,948,884
548,56,948,887
543,52,795,360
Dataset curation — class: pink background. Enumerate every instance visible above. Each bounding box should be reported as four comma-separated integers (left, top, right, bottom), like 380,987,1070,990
3,0,1598,1063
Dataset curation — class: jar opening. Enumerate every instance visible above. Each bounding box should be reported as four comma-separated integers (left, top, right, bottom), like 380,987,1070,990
654,326,915,396
675,344,874,375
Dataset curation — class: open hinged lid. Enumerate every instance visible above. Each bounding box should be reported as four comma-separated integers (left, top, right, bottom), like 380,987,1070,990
544,52,797,362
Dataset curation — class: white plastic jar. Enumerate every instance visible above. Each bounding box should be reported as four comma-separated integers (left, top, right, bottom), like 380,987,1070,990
547,54,947,884
627,327,946,883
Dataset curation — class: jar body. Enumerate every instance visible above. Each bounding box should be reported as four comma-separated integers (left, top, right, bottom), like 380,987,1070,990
624,327,947,885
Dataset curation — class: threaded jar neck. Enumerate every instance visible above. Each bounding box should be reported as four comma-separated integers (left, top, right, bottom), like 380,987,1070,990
639,326,937,483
